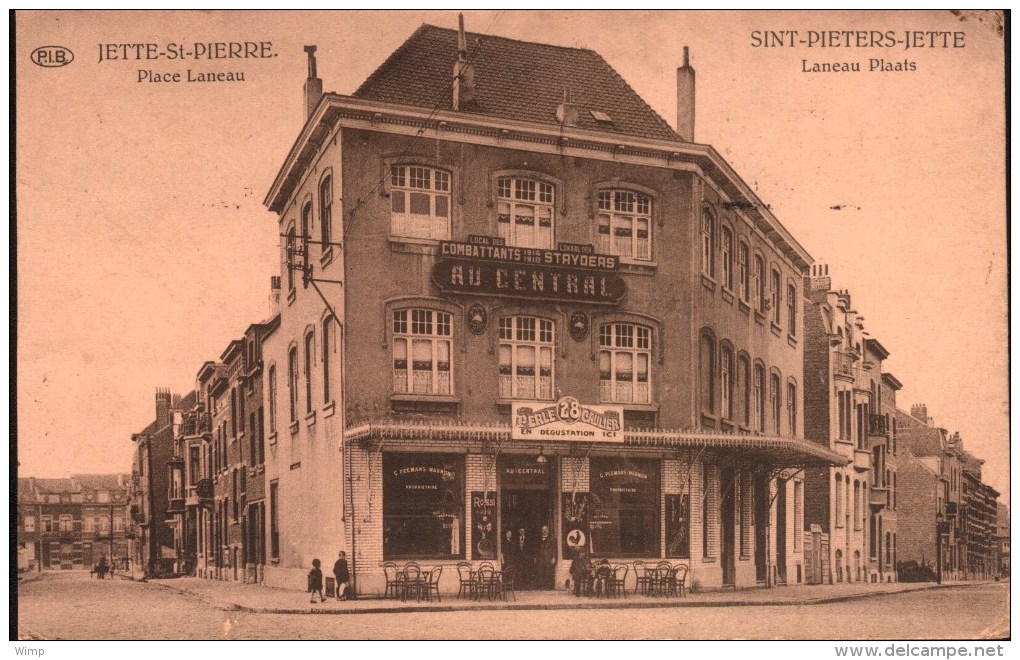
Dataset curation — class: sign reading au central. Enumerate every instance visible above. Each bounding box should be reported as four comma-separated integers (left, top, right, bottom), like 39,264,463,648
512,397,624,442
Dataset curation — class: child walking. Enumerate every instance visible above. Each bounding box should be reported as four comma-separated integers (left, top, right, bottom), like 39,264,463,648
308,558,325,603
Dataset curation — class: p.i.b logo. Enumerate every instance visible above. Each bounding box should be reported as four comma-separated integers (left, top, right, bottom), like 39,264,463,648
31,45,75,68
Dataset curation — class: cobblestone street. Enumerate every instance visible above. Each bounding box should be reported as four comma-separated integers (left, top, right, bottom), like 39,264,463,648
16,571,1009,640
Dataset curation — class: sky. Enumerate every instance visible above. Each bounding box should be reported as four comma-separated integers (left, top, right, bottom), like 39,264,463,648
15,10,1008,503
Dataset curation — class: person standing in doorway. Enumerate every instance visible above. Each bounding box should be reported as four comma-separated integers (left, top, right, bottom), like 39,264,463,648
514,527,531,589
537,524,557,589
500,529,515,572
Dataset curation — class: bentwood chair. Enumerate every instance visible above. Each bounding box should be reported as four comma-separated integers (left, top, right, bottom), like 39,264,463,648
476,565,497,601
423,564,443,602
633,561,651,596
401,563,422,602
609,564,629,599
383,562,401,599
668,564,689,598
495,566,516,602
456,562,475,600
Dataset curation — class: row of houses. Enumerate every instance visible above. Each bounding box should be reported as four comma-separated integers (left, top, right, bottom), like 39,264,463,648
121,18,1006,593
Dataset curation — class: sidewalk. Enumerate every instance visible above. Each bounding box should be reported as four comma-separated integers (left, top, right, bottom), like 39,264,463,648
147,576,992,615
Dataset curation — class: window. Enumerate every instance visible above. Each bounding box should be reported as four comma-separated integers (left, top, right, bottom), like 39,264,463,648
835,472,844,527
238,385,246,434
383,453,465,560
304,331,314,414
738,354,751,426
300,203,312,265
285,226,296,291
189,446,200,486
738,242,750,301
249,412,257,467
97,491,110,504
701,209,716,277
787,381,797,437
497,176,554,248
393,309,452,395
771,268,782,325
257,407,265,463
232,470,239,519
720,346,733,420
699,332,716,415
288,347,298,423
597,190,651,260
269,480,280,560
267,366,277,434
599,323,651,404
499,316,554,400
753,364,765,431
770,373,782,434
753,255,766,314
113,516,124,532
322,317,333,403
721,226,733,290
24,516,35,533
41,516,53,533
794,481,803,551
390,165,451,240
590,457,660,557
787,282,797,334
854,480,861,530
230,389,238,437
58,514,73,532
319,175,332,250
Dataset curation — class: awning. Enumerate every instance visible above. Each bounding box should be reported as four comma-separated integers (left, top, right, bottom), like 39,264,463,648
344,422,847,468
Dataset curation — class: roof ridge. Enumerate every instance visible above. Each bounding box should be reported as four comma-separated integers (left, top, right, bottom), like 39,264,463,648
594,50,680,140
419,23,600,55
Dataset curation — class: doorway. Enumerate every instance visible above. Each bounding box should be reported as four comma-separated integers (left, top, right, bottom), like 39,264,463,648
720,467,736,587
754,473,768,582
776,478,788,584
499,456,556,590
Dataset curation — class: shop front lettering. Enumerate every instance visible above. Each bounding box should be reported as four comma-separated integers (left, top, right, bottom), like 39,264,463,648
432,259,625,305
598,470,648,480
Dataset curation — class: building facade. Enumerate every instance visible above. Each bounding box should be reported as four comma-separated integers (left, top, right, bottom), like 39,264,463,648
129,388,179,576
261,21,843,594
17,474,131,571
801,269,898,584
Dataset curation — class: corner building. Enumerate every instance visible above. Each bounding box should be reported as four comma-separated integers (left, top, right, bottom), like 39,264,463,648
262,22,843,593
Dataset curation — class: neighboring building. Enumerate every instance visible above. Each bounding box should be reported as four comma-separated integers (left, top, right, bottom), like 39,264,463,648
167,389,204,575
17,474,131,571
801,268,897,583
260,19,843,593
130,388,180,576
194,361,226,578
958,448,998,579
995,503,1009,577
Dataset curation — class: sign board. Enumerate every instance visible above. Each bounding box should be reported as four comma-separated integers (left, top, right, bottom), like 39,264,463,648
562,492,590,556
512,397,624,442
470,491,497,560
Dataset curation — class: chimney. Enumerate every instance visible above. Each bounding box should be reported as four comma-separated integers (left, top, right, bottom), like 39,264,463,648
556,89,579,127
452,14,475,110
806,263,832,294
155,387,172,429
270,276,281,317
911,403,929,425
676,46,695,141
303,45,323,121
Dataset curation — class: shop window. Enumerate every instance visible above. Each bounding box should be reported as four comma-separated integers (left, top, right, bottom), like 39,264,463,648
390,165,451,240
598,323,651,404
597,189,651,260
497,176,554,248
392,309,452,395
383,453,465,560
498,316,554,400
589,457,660,557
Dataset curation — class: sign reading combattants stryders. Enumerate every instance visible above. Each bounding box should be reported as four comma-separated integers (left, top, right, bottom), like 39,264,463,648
512,396,625,442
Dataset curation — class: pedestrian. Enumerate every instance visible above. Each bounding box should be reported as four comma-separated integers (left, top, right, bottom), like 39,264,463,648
513,527,532,589
536,524,557,589
97,556,108,580
500,529,515,571
308,558,325,603
568,548,590,597
332,550,350,601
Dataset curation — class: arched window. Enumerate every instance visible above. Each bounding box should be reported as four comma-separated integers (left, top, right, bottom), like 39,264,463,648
885,531,892,566
787,281,797,335
303,330,314,414
285,225,296,292
753,255,766,313
835,471,844,527
770,372,782,434
499,316,555,400
737,354,751,426
699,332,716,415
738,241,750,301
770,268,782,325
854,480,861,530
497,176,554,248
287,347,298,423
701,208,716,277
787,379,798,437
390,165,451,240
721,226,734,290
267,365,277,435
752,363,765,431
835,549,844,582
392,309,452,395
720,345,733,420
599,323,651,404
319,175,332,250
301,202,312,270
598,189,652,260
322,316,333,404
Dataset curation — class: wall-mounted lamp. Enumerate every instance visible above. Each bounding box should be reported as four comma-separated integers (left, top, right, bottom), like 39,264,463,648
536,447,548,465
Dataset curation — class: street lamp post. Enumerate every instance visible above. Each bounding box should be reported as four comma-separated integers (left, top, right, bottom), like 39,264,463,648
935,512,944,584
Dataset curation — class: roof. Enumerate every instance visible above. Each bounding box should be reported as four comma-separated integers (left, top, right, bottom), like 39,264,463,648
72,474,128,491
881,372,903,390
33,478,77,494
865,337,890,360
177,390,198,411
353,24,680,143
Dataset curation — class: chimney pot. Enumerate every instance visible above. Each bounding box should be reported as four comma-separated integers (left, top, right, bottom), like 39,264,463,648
452,14,476,110
676,47,696,141
303,45,323,122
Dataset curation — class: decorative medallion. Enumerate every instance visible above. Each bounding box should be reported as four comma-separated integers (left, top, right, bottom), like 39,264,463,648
467,303,488,335
569,311,589,341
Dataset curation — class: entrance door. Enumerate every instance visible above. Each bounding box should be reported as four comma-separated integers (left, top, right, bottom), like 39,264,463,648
754,473,768,582
720,467,736,586
499,456,556,590
776,478,787,584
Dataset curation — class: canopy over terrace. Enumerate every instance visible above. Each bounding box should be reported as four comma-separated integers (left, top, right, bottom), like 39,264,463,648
343,421,848,468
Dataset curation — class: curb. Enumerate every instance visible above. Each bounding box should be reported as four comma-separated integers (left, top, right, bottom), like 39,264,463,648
163,581,985,616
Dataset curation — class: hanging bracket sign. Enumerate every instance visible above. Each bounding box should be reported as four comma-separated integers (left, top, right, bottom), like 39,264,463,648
512,396,624,442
